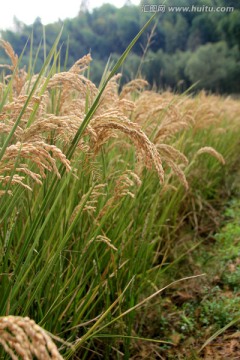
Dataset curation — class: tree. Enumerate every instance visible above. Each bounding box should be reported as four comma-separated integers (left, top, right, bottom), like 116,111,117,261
187,14,220,51
79,0,90,14
185,41,238,92
218,11,240,49
162,14,188,53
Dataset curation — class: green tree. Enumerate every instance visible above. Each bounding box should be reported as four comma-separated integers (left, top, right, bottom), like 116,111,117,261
218,11,240,49
187,14,221,50
162,14,188,53
185,41,238,92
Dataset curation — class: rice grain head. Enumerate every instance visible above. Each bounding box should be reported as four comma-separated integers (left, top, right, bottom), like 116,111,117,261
97,170,142,220
0,39,27,95
196,146,225,165
0,316,63,360
0,141,71,192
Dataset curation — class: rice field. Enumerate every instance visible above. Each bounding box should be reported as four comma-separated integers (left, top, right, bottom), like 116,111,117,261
0,35,240,359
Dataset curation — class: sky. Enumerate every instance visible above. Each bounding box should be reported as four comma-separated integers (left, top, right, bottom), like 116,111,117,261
0,0,140,31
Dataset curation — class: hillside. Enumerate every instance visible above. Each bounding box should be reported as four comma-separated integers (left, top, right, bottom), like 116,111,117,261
0,0,240,93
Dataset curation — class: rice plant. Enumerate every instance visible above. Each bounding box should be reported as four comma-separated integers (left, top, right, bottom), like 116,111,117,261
0,31,240,359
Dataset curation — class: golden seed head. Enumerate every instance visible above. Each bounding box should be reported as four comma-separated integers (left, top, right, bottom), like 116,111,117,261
0,316,63,359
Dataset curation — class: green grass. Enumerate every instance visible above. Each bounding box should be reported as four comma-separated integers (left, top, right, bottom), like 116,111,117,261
144,198,240,359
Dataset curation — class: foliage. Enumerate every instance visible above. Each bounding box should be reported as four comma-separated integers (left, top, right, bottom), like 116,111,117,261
0,1,240,93
185,42,240,92
144,198,240,358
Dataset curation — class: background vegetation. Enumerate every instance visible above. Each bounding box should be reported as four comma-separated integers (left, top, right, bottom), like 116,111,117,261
0,0,240,93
